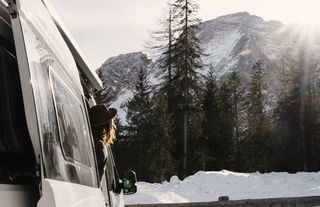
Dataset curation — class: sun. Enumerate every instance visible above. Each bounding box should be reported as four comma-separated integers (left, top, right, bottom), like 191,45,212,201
289,12,320,33
287,14,320,44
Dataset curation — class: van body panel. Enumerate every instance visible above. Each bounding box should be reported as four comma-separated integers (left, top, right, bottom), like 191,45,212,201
41,0,103,91
10,5,41,164
37,179,105,207
9,0,105,206
103,147,125,207
14,0,82,91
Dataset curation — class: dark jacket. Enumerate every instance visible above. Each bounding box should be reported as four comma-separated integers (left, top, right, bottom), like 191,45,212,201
92,128,108,179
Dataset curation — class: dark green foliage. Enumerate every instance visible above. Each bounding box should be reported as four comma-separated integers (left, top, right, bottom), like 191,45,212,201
169,0,204,178
110,1,320,180
274,43,320,172
125,67,154,181
146,8,175,87
146,7,177,120
201,70,233,170
244,60,275,172
274,43,309,172
112,118,133,177
120,68,177,182
171,0,202,95
94,69,114,104
148,94,176,182
303,57,320,171
222,71,246,171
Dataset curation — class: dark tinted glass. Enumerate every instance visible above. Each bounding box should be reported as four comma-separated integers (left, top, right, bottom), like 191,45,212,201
0,47,35,184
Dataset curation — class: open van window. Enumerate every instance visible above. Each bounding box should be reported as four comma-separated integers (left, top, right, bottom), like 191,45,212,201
0,32,35,185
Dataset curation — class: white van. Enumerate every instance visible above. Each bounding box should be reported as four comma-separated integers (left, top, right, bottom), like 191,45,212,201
0,0,137,206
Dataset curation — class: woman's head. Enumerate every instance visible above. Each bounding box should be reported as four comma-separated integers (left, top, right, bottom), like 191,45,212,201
101,119,117,146
89,104,117,146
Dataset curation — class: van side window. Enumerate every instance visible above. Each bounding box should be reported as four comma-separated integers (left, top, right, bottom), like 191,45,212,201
50,72,91,166
0,46,35,184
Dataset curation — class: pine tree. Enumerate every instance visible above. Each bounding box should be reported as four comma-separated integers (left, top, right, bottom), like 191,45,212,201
171,0,202,93
297,49,320,171
126,67,153,181
170,0,204,178
145,5,178,126
201,70,233,170
219,79,235,170
222,71,245,171
94,69,113,104
146,6,175,90
112,118,133,177
245,59,274,172
304,56,320,171
149,93,176,182
275,41,307,172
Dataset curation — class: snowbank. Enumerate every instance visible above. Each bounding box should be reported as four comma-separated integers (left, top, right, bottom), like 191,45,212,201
124,170,320,204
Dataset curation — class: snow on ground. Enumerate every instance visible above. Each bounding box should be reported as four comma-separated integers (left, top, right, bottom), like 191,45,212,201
125,170,320,205
110,89,133,124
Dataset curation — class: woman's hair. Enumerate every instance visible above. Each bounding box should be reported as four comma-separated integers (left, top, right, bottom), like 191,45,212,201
102,118,117,146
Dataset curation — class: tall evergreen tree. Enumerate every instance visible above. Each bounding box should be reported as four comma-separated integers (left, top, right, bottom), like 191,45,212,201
171,0,202,92
112,118,133,177
201,70,233,170
149,93,176,182
275,41,309,172
170,0,204,178
146,5,177,125
304,56,320,171
94,69,114,104
126,67,153,181
244,59,274,172
295,49,320,172
222,71,245,171
146,6,175,90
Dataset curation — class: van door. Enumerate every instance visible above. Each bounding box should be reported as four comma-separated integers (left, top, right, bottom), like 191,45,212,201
104,147,124,207
7,0,105,206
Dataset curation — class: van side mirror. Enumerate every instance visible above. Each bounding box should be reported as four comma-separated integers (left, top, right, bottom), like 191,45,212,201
122,170,137,195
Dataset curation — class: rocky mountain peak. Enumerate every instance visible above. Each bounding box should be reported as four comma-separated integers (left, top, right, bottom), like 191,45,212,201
98,51,151,101
98,12,320,123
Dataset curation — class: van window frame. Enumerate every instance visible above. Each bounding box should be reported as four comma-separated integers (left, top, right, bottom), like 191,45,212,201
49,68,93,167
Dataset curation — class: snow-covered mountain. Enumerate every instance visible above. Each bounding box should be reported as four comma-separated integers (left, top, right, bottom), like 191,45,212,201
98,52,152,122
99,51,151,95
198,12,284,79
97,12,320,123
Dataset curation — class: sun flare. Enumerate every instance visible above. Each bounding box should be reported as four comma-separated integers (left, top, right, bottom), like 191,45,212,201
294,21,320,33
290,12,320,32
288,14,320,44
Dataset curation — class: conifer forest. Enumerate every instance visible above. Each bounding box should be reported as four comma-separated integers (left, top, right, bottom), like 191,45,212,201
96,0,320,182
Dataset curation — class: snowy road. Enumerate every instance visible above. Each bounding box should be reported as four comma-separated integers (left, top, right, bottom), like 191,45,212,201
126,196,320,207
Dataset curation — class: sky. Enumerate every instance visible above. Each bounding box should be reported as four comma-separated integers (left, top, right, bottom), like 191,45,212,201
50,0,320,69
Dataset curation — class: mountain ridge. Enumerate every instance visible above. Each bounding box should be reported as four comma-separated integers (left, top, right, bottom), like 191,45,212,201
97,11,320,123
